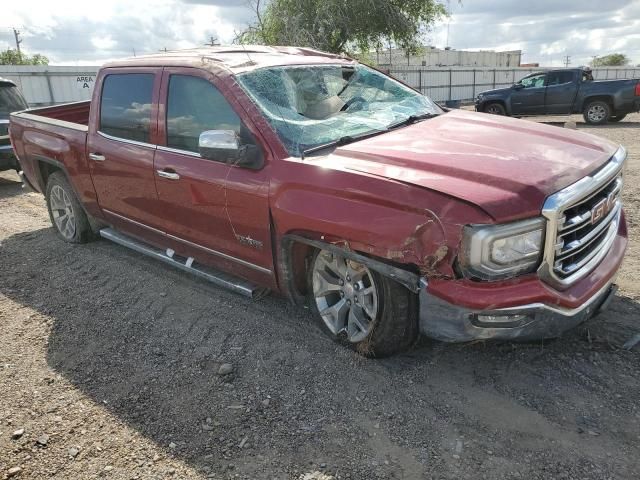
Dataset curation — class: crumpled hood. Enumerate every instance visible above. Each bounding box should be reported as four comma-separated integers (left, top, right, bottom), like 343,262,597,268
326,109,619,222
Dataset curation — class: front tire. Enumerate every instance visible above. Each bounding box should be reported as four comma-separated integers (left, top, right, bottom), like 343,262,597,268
308,249,418,357
583,101,610,125
46,171,93,243
484,102,506,115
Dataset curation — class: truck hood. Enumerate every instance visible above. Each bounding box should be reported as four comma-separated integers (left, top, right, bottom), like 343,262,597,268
327,109,619,222
476,86,511,97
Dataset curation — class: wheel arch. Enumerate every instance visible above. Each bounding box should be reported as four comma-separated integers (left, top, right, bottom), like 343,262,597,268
35,155,104,233
279,233,422,306
582,95,614,111
483,99,509,115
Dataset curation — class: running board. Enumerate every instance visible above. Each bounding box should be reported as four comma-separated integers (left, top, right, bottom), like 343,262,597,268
99,228,263,298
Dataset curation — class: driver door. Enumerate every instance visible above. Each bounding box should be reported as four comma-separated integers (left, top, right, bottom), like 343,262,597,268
510,73,546,115
154,67,275,285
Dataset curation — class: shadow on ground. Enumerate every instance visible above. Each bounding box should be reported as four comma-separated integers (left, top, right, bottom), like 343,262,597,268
0,172,23,200
1,227,639,479
541,121,640,129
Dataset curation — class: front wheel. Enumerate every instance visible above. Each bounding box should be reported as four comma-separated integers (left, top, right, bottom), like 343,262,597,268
583,101,610,125
308,249,418,357
484,102,506,115
46,171,94,243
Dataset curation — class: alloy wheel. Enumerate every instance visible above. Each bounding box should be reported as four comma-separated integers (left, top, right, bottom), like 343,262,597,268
588,104,607,123
312,250,379,343
49,185,76,240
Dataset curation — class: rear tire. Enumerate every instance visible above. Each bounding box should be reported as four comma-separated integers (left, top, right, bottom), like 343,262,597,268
583,101,610,125
45,171,94,243
484,102,506,115
609,114,627,123
307,249,418,357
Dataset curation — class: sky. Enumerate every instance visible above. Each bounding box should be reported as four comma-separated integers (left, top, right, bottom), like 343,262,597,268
1,0,639,67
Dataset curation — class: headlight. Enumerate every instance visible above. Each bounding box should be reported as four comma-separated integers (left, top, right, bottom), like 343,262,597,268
460,218,545,280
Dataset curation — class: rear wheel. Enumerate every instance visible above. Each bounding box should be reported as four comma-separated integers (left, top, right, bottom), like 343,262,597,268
484,102,506,115
46,171,94,243
583,101,610,125
308,249,418,357
609,114,627,123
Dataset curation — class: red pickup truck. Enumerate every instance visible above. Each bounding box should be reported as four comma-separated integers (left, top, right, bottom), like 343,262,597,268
10,46,628,356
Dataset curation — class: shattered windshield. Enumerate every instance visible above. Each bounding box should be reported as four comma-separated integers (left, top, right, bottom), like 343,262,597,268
236,64,441,157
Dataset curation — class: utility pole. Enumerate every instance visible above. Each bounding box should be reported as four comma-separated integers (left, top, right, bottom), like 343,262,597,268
563,55,571,67
13,28,22,57
206,36,219,46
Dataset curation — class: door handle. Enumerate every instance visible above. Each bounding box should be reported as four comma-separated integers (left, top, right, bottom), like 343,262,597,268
89,153,106,162
157,169,180,180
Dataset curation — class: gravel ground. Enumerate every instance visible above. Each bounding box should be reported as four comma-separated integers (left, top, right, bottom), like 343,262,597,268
1,113,639,480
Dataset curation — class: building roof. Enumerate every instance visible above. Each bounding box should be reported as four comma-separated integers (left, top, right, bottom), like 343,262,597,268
103,46,356,75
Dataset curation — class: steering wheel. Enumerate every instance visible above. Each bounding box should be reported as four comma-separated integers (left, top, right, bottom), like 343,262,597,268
340,96,367,112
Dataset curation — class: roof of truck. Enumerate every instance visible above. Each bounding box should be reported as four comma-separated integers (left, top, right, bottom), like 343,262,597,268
102,46,356,75
0,77,17,86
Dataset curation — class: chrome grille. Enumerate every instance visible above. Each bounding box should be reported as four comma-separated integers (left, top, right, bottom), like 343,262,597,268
539,148,626,289
553,175,621,278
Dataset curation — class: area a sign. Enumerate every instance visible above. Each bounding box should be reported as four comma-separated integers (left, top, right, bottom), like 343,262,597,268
76,75,94,90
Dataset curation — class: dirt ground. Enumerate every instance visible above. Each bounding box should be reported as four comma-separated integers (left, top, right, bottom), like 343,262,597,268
1,113,639,480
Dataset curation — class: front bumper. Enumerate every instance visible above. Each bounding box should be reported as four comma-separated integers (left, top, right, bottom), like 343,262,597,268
420,280,617,342
419,213,627,342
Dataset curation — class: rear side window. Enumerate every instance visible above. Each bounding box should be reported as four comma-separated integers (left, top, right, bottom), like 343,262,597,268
547,71,574,86
166,75,241,153
100,74,154,143
0,84,28,114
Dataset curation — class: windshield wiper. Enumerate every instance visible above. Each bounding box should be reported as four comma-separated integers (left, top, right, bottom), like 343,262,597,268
387,112,441,130
301,129,386,159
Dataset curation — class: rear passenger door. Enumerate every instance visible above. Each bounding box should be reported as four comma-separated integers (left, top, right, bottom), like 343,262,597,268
153,67,274,285
87,68,165,236
545,71,578,115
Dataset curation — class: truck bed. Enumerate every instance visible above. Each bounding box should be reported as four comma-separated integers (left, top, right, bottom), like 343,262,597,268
9,101,95,212
19,100,91,127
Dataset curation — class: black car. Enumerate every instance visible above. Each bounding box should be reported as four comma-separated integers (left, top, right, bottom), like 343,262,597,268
475,68,640,125
1,77,29,172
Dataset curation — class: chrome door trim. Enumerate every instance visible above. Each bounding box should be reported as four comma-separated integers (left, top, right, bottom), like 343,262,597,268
102,209,272,275
157,145,202,158
97,130,157,149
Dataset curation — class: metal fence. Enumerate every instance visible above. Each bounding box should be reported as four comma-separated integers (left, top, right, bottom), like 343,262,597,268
387,66,640,103
0,65,99,106
2,64,640,106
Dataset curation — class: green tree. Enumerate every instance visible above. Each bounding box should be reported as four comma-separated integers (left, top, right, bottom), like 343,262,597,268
591,53,630,67
0,49,49,65
237,0,448,55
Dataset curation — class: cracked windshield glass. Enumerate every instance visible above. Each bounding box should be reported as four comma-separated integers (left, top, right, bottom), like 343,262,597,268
236,63,441,157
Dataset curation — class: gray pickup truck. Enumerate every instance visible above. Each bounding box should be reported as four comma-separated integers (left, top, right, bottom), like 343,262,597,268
475,67,640,124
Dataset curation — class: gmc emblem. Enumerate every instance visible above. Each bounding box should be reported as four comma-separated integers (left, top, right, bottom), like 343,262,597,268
591,191,618,225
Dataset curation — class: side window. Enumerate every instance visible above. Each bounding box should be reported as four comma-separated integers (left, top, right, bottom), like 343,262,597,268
547,71,574,86
520,74,546,88
100,74,154,143
166,75,241,154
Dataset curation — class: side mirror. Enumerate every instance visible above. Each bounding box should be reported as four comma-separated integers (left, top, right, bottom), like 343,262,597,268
198,130,264,170
512,83,524,90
